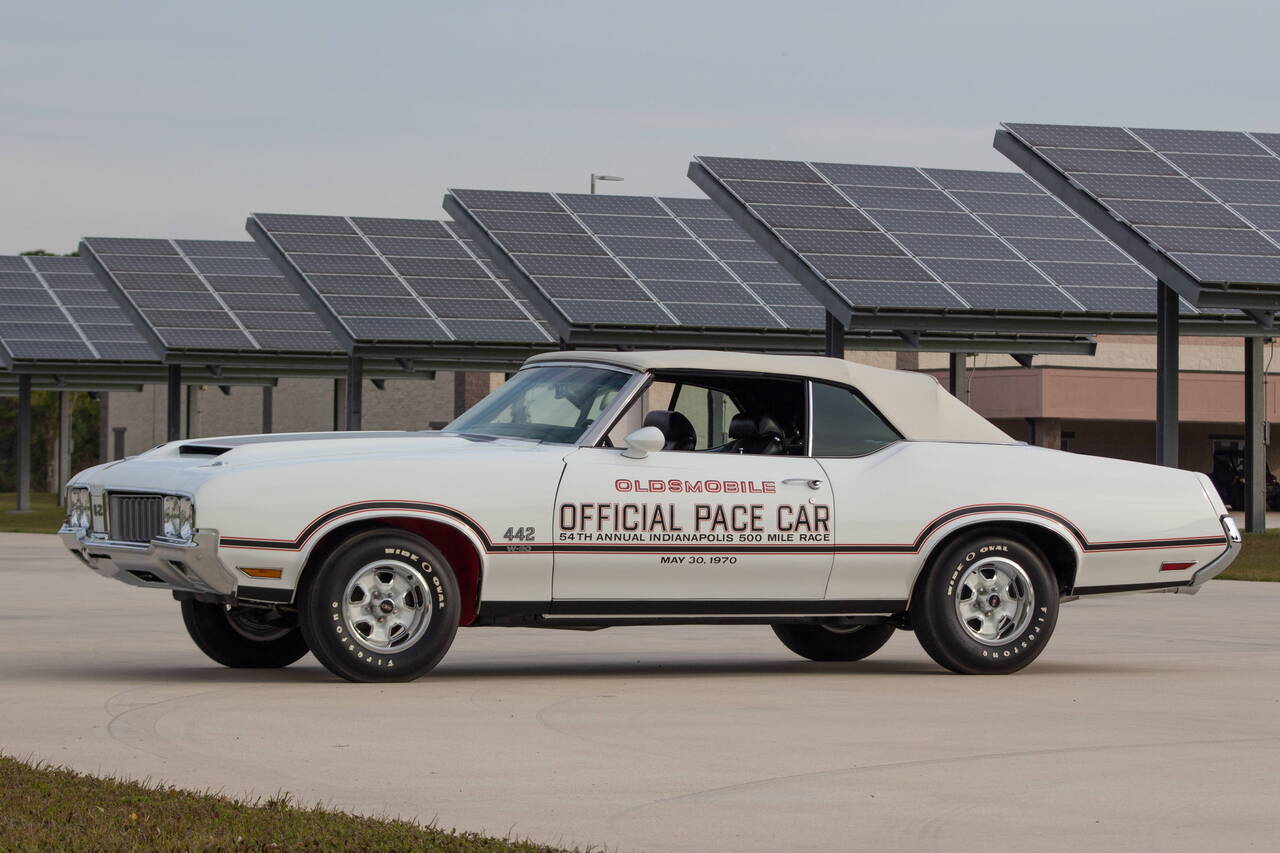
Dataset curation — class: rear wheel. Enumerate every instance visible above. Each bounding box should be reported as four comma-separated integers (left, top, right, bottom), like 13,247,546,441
772,621,896,662
299,528,460,682
180,599,309,668
910,533,1059,674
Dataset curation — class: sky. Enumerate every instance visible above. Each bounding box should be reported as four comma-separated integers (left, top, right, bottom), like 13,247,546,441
3,0,1278,254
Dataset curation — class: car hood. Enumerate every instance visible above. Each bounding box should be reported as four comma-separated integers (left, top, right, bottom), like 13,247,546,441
71,431,565,494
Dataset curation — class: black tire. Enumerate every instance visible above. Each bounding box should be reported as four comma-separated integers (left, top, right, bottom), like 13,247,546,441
910,532,1059,675
180,599,309,668
299,528,460,683
772,622,896,662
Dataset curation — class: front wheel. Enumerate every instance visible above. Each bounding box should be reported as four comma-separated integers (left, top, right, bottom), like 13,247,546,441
299,528,461,682
180,599,309,668
910,533,1059,675
772,621,896,662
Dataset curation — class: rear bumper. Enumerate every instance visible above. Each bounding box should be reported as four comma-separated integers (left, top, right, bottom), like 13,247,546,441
1183,515,1243,593
59,526,237,597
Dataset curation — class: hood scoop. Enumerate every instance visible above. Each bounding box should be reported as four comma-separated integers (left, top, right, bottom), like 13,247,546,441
179,443,234,456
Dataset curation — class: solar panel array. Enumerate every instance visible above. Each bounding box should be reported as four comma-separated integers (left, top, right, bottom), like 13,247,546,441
446,190,826,331
248,214,554,345
1000,123,1280,287
0,255,156,364
82,238,341,353
687,156,1215,317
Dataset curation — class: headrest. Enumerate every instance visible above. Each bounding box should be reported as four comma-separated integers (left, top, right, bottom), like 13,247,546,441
729,413,784,441
643,409,697,451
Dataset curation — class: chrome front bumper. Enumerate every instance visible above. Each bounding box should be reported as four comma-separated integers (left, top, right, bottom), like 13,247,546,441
59,526,238,597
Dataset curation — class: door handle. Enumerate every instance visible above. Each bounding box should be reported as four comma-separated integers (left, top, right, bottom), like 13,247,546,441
782,478,824,490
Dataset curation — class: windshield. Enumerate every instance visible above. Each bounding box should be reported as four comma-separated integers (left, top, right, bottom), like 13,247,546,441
442,365,632,443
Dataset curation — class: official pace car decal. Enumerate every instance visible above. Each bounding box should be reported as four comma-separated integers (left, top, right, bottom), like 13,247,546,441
557,479,829,548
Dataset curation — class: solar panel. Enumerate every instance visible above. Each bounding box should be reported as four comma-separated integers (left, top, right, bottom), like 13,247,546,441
443,189,841,337
81,238,345,354
0,255,157,365
997,123,1280,297
689,156,1189,321
247,214,554,346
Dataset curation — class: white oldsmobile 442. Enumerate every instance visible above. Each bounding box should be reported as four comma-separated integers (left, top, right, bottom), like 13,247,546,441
61,350,1240,681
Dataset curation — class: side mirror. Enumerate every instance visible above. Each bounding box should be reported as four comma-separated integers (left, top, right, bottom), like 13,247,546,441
621,426,665,459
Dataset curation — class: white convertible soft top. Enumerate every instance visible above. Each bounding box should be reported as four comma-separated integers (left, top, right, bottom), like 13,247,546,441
526,350,1014,444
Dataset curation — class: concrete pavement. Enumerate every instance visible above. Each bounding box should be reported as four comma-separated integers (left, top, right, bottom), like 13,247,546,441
2,531,1278,852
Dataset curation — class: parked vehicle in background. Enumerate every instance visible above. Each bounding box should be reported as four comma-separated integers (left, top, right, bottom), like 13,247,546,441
62,351,1240,682
1209,448,1280,511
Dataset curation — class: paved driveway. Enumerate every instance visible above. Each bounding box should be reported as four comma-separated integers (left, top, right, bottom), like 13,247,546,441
2,532,1277,852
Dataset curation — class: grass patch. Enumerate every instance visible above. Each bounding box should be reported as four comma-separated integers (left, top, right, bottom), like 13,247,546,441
1222,530,1280,582
0,493,65,534
0,754,581,853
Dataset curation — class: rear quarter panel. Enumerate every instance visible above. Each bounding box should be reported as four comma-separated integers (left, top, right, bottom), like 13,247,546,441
820,441,1226,602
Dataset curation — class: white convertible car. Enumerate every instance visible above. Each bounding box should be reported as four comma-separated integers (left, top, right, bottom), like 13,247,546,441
61,350,1240,681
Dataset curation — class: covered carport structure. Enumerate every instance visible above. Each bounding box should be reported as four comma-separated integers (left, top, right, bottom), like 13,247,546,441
995,122,1280,531
688,154,1276,525
0,253,282,512
246,213,568,430
440,188,1100,381
79,236,457,439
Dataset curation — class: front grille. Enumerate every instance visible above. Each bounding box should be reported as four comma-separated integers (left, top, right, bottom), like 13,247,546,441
107,493,164,543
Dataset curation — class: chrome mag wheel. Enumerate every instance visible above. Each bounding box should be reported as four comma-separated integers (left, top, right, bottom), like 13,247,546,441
341,559,433,653
953,556,1034,646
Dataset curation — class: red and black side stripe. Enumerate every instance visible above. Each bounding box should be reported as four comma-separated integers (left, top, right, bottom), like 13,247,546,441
220,500,1227,555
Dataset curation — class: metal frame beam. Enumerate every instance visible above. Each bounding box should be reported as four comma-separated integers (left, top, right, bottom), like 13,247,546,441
1156,282,1179,467
262,385,274,434
824,314,846,358
1245,336,1267,532
345,357,363,431
14,375,31,512
166,364,182,442
948,353,970,404
57,392,71,507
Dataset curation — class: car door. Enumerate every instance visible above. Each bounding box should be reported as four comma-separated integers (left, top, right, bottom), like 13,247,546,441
551,374,835,602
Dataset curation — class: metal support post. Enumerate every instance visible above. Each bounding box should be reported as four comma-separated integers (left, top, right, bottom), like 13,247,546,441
166,364,182,442
346,357,363,431
185,384,196,439
1155,281,1179,467
57,392,71,506
949,352,970,404
98,392,110,464
824,313,846,358
261,385,274,434
1244,336,1266,532
332,378,346,431
15,375,31,512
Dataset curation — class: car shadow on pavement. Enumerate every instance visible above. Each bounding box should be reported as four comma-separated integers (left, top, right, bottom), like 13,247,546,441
2,655,1184,684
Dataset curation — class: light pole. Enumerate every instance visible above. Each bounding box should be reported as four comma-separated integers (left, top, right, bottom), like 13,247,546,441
590,173,624,194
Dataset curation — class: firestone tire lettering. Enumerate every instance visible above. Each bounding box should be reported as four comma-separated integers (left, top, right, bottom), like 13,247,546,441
299,528,460,683
910,533,1059,675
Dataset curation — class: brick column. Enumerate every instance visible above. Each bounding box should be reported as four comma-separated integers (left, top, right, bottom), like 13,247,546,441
1031,417,1062,449
453,372,493,417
